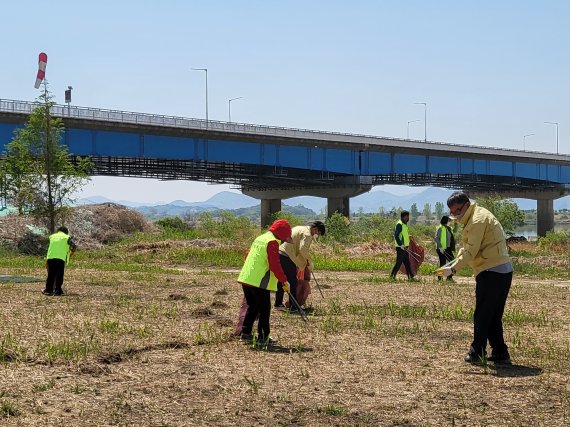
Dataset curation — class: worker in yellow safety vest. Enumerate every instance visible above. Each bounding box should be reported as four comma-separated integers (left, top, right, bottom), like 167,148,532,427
42,226,76,296
389,210,414,280
435,215,456,281
237,219,292,345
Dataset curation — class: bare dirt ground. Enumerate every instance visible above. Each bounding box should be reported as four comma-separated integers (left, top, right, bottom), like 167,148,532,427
0,263,569,426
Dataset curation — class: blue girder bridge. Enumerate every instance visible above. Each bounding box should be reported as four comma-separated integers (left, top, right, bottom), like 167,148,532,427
1,98,568,234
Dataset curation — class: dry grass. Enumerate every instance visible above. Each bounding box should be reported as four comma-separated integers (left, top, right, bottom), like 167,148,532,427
0,258,569,426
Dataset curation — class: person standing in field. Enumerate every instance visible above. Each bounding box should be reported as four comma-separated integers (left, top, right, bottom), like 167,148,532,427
441,192,513,364
43,226,76,296
435,215,456,281
389,211,414,280
275,220,326,311
238,219,292,345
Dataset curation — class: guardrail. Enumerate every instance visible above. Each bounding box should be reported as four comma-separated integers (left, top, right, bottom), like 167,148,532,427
0,98,566,160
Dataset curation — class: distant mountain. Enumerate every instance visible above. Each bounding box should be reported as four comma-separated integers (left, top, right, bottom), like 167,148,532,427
202,191,258,209
78,187,570,214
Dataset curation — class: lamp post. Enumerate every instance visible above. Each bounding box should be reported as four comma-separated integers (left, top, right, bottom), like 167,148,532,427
64,86,72,117
414,102,427,142
544,121,559,154
191,68,208,126
523,133,534,151
407,119,421,139
228,96,243,123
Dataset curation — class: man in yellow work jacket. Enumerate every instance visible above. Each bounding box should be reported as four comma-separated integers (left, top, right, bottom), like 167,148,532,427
43,226,76,296
275,220,326,310
442,192,513,365
238,219,292,345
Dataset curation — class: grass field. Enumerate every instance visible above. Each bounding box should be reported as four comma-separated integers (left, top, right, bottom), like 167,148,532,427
0,240,569,426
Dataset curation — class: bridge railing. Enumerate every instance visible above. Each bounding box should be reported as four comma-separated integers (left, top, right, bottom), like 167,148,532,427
0,98,563,158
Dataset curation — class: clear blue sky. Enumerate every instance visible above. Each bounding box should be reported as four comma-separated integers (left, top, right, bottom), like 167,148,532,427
2,1,569,203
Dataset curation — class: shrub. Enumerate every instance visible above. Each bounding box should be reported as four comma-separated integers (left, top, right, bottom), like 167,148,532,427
324,212,352,243
156,216,190,231
271,211,304,227
538,230,570,249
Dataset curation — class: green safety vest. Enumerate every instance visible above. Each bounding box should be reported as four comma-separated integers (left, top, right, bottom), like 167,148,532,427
46,231,72,264
394,220,410,247
238,231,281,292
437,225,447,248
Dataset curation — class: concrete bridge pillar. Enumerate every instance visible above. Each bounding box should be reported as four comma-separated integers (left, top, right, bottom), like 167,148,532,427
469,189,566,237
327,197,350,217
537,199,555,237
243,178,372,225
260,198,282,228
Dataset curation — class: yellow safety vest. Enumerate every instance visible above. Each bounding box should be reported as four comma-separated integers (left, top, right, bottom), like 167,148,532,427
437,225,447,248
238,231,281,292
394,220,410,247
46,231,72,264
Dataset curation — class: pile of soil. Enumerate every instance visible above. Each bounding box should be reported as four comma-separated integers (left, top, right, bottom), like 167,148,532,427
0,203,158,252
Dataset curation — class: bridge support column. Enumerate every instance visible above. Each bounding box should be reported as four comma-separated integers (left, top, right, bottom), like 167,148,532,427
260,198,282,228
327,197,350,217
537,199,555,237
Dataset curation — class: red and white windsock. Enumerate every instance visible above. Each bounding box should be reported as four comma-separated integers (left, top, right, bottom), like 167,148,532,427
34,52,48,89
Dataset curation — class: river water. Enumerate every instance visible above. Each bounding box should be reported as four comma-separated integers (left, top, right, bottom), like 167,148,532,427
514,223,570,240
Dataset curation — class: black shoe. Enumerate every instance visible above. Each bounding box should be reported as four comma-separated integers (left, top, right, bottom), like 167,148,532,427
240,333,253,343
488,352,511,364
53,290,64,296
257,336,278,347
464,353,487,365
274,303,286,311
42,289,53,296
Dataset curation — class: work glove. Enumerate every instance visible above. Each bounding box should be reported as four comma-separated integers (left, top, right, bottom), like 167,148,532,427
400,245,406,250
282,281,290,293
441,267,454,278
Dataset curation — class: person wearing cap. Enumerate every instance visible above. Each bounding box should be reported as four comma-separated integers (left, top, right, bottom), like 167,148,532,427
275,220,326,311
389,211,414,280
441,192,513,365
42,226,77,296
435,215,456,281
237,219,292,345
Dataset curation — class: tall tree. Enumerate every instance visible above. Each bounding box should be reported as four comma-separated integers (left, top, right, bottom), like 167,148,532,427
435,201,445,220
476,194,525,235
410,203,419,225
423,203,432,221
0,84,91,232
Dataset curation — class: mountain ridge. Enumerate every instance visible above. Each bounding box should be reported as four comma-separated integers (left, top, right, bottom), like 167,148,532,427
77,188,570,212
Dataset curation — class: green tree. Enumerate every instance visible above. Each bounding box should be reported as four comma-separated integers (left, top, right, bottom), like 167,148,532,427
423,203,432,221
435,201,445,220
409,203,419,225
324,212,351,243
0,85,91,232
476,194,525,235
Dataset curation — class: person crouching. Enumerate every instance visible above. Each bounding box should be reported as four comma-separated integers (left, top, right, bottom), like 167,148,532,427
237,219,292,346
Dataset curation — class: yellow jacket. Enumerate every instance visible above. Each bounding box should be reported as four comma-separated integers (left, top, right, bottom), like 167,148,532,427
279,225,314,271
451,203,510,276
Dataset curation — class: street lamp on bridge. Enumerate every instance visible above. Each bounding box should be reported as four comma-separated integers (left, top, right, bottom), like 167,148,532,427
191,68,208,126
414,102,427,142
407,119,421,139
228,96,243,123
544,121,559,154
523,133,534,151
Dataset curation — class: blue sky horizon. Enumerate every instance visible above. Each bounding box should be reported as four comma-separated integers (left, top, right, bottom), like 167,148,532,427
2,1,568,202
